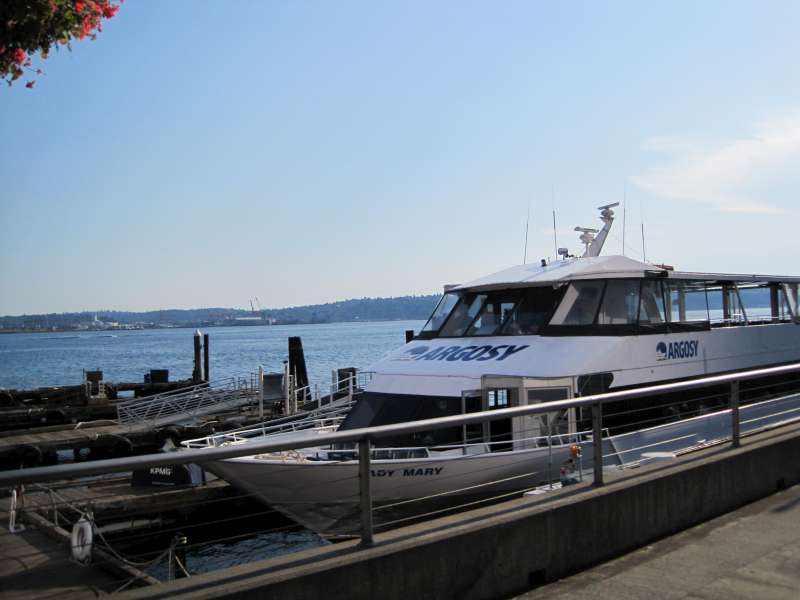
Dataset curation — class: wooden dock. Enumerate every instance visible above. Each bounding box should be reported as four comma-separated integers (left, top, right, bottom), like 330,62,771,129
0,519,121,599
0,406,267,469
10,475,232,521
0,474,235,598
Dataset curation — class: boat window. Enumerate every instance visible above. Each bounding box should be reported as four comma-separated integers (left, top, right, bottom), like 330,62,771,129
419,292,460,336
781,283,798,320
704,284,723,324
439,293,487,337
737,284,772,322
466,290,521,336
502,286,562,335
549,281,605,326
666,281,709,323
597,280,640,325
705,283,747,326
639,280,666,324
729,285,748,324
487,388,509,408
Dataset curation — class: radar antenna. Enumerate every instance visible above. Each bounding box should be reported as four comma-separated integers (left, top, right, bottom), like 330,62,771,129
574,227,598,255
576,202,619,258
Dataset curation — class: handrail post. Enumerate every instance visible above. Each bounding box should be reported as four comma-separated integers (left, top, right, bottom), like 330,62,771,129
592,402,604,486
358,438,374,546
731,380,741,448
258,366,264,422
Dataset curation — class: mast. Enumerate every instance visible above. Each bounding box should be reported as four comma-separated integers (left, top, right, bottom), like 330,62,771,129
577,202,619,258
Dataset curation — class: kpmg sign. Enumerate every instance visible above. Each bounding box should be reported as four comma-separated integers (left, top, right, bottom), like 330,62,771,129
397,344,529,362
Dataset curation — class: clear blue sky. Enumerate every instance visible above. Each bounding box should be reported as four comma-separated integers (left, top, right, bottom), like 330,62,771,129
2,1,800,315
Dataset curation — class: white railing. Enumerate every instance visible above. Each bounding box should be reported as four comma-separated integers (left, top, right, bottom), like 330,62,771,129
117,375,259,427
183,391,359,449
6,361,800,550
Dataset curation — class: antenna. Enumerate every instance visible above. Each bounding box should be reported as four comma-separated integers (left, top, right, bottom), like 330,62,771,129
640,198,647,262
622,187,627,257
551,185,558,259
641,223,647,262
523,200,530,264
575,226,599,255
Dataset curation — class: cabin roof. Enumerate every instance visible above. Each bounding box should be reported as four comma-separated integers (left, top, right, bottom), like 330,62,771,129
454,255,800,292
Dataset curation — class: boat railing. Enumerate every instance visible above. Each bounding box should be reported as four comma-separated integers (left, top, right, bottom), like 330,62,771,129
7,360,800,552
182,415,349,449
293,430,594,462
283,371,364,415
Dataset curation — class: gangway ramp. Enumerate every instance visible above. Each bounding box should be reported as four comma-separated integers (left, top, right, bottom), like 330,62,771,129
117,376,260,430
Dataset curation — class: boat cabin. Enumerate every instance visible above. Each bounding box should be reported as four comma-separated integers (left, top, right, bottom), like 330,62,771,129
418,255,800,340
342,204,800,449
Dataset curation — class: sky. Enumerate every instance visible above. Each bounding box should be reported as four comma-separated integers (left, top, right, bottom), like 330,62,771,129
2,1,800,315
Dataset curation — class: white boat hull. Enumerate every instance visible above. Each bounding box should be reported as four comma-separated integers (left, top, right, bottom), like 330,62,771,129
203,393,800,535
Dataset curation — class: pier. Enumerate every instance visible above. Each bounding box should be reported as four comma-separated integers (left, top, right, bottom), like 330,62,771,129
0,332,346,470
519,482,800,600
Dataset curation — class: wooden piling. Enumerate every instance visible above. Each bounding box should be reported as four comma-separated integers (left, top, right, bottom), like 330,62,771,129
203,334,210,383
192,331,202,383
288,337,309,391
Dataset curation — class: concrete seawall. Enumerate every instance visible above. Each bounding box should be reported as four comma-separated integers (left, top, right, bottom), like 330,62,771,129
122,421,800,600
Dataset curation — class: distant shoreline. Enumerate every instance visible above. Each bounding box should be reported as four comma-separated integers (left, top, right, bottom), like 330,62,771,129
0,295,439,333
0,318,425,335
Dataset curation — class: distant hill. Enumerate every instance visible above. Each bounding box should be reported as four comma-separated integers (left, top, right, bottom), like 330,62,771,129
0,295,440,331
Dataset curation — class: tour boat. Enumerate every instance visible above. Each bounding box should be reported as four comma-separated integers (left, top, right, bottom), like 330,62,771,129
189,204,800,535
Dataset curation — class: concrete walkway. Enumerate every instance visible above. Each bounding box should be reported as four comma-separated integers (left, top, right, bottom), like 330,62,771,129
518,484,800,600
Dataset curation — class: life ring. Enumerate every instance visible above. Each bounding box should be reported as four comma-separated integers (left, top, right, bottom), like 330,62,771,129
71,516,93,563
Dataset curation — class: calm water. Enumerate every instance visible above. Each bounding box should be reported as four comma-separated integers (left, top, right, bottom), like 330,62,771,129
0,320,424,390
0,320,423,578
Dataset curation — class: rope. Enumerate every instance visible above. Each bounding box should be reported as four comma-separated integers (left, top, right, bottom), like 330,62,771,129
174,553,191,578
92,521,173,568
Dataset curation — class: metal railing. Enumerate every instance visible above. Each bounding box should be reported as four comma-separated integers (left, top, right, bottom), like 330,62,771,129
6,361,800,551
117,375,259,428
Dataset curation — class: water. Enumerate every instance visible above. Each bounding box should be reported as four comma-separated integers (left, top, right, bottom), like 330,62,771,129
0,320,424,390
0,320,423,577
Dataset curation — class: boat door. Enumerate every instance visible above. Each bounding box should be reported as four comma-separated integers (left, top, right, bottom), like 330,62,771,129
476,376,522,452
485,388,515,451
480,375,575,450
521,386,573,448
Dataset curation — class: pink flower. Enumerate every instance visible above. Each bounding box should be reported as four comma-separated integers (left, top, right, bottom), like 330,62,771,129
13,49,26,65
76,1,85,12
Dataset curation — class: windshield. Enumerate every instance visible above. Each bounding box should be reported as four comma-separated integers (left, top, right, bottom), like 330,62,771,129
466,291,520,336
439,294,487,337
419,292,460,335
425,287,562,337
502,286,562,334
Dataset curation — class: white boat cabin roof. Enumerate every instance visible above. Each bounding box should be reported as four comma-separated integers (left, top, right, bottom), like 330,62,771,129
454,255,800,293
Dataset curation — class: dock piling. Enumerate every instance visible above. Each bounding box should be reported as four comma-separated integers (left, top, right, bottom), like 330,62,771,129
203,333,210,383
288,337,309,393
192,331,202,383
